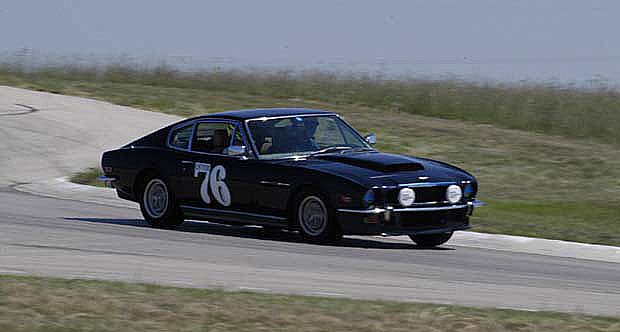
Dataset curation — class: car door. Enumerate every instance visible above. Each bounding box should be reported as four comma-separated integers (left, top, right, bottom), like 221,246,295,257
173,119,258,214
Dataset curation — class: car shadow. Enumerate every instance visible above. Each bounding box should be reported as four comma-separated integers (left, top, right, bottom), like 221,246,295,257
62,217,454,250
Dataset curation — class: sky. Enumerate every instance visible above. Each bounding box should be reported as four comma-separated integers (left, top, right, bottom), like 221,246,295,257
1,0,619,84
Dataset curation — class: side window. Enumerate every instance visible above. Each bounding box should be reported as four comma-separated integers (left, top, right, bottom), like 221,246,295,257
192,122,236,154
169,124,194,150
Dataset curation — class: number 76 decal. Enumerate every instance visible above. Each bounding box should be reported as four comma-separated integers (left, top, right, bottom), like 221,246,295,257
194,163,231,206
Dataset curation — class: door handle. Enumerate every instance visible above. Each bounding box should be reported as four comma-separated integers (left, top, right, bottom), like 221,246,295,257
180,160,194,165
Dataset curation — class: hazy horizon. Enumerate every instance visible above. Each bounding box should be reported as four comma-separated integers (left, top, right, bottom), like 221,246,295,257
1,1,619,85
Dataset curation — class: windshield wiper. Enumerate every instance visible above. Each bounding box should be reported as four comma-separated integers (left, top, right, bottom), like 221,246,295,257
307,146,353,157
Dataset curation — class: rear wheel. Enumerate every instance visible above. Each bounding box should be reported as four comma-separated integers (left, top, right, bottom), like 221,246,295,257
295,191,342,244
409,232,453,247
139,176,184,228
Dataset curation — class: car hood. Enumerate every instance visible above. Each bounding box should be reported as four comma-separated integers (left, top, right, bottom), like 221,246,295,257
315,152,425,173
285,151,475,187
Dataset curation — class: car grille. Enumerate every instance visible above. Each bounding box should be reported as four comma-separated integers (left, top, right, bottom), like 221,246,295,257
385,185,450,205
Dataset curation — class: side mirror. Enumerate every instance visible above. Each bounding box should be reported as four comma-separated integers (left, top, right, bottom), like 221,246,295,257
228,145,248,157
364,133,377,145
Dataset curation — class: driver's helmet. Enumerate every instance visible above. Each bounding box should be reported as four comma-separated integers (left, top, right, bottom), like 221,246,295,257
286,117,318,150
303,117,319,137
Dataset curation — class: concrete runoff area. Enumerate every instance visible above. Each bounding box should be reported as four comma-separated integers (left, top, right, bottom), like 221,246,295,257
0,86,618,316
0,86,180,187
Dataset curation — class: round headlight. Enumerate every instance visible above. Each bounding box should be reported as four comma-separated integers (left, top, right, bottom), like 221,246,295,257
446,185,463,203
398,188,416,206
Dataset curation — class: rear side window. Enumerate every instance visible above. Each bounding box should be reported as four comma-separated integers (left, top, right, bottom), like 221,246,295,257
169,124,194,149
192,122,236,154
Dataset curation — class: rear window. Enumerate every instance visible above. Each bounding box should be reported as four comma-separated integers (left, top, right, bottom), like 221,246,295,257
169,124,193,149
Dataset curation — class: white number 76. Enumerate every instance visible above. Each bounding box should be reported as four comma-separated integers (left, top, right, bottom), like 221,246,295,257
194,163,231,206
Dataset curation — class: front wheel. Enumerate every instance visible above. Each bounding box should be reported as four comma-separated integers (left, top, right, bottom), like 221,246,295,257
140,176,184,228
409,232,453,247
295,192,342,244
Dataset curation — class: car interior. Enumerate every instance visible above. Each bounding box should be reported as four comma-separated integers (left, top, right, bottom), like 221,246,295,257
253,118,320,154
192,124,232,154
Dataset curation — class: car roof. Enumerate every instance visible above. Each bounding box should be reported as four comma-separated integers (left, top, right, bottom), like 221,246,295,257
191,108,335,121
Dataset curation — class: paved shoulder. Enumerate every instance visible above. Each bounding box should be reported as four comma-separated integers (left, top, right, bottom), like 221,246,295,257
0,85,180,187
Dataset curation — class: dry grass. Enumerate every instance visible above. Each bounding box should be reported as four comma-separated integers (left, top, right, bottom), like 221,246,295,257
3,65,620,144
1,275,618,332
69,167,104,187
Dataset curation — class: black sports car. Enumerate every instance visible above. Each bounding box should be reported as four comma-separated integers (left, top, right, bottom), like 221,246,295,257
101,108,483,246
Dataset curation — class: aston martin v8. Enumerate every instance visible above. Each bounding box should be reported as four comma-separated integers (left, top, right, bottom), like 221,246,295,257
101,108,483,246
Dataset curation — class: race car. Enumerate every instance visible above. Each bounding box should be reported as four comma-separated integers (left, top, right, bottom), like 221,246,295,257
101,108,483,246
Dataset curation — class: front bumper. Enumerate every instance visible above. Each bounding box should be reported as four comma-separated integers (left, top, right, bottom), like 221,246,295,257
336,200,483,236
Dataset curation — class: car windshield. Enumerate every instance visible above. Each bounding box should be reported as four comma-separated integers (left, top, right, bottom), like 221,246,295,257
247,115,371,159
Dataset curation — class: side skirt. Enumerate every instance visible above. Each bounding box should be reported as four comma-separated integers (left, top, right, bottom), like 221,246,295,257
180,205,288,227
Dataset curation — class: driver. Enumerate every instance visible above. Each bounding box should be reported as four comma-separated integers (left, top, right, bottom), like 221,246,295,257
303,117,319,146
288,117,319,151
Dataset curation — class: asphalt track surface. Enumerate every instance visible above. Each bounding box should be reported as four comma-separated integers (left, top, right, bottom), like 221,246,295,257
0,86,618,316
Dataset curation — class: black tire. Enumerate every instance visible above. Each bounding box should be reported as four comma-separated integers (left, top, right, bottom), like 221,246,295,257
409,232,453,247
139,174,184,228
294,190,342,244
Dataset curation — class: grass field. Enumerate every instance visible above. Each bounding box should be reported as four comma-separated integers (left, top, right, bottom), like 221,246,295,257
0,275,617,332
70,167,105,187
2,65,620,246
